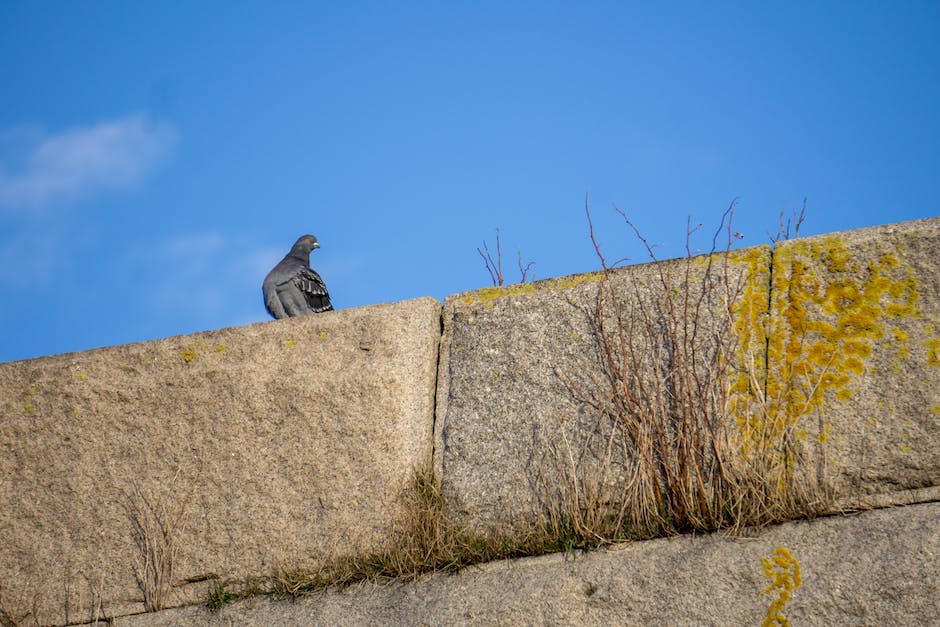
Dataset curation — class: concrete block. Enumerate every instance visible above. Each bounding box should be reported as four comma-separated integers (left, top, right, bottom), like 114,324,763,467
766,218,940,507
0,297,441,625
435,217,940,533
435,247,771,531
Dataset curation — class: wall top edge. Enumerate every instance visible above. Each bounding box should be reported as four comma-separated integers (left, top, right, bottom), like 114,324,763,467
8,216,938,365
1,295,442,367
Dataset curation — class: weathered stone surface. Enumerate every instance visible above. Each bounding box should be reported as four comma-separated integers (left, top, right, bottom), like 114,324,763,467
0,298,440,626
116,502,940,626
767,218,940,508
3,218,938,626
434,249,772,531
435,217,940,533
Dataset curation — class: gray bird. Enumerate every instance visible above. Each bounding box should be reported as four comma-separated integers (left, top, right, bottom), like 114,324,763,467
263,234,334,319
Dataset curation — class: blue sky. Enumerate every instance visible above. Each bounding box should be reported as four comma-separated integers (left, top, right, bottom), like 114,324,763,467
1,2,938,362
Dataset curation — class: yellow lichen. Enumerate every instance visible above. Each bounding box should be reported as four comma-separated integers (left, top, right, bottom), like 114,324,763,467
181,345,200,363
460,272,604,305
727,247,771,404
761,546,802,627
730,236,923,477
284,339,296,348
464,283,538,304
318,331,328,339
181,339,213,363
77,372,87,381
23,385,37,414
926,337,940,367
549,272,605,290
214,343,227,354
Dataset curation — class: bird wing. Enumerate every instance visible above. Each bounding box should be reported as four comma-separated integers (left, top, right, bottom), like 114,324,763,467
293,266,333,311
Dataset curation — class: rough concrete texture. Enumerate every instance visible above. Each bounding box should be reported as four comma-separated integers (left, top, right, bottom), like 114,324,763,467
435,247,772,531
0,297,441,626
116,501,940,626
767,219,940,508
436,217,940,532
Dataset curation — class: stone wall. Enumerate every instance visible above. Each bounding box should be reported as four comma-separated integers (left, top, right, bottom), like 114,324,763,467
0,298,440,625
1,218,938,625
435,218,940,531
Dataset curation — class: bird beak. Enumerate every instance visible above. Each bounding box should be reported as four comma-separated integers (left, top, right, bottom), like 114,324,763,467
312,242,320,249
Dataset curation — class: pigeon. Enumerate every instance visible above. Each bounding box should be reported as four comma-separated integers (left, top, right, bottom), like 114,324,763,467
263,234,334,319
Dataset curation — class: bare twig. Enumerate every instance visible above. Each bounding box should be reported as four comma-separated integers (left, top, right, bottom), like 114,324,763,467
770,198,807,243
585,192,630,270
585,194,609,271
478,228,535,286
517,247,535,283
477,229,504,286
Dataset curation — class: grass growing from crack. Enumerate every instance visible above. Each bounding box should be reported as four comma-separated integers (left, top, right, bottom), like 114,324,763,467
206,581,242,613
268,463,587,590
207,463,604,609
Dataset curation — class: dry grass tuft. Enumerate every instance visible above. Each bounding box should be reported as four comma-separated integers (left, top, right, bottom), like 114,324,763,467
125,475,193,612
556,198,830,542
208,464,586,608
266,464,566,597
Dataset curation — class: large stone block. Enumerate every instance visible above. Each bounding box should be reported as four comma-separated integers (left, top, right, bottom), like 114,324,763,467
435,217,940,534
434,247,772,532
766,218,940,507
0,297,440,625
117,502,940,625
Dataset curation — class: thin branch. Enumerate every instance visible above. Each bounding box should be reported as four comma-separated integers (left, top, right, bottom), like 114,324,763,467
476,229,503,286
585,192,609,271
517,246,535,283
770,198,807,243
478,228,534,285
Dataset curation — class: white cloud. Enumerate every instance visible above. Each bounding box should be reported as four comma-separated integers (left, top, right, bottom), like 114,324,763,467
0,114,177,212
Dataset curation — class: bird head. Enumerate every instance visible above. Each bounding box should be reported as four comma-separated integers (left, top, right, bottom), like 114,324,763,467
291,234,321,255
